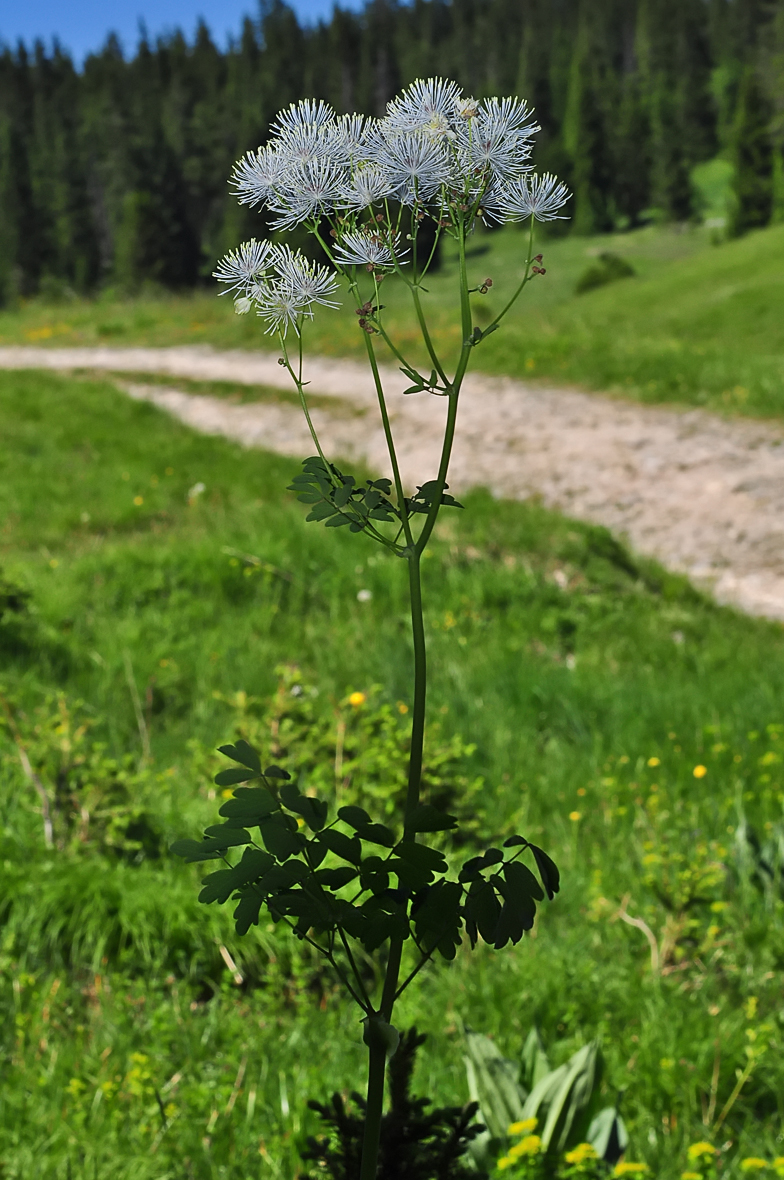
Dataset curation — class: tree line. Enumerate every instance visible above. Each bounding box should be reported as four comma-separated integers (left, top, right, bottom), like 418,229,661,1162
0,0,782,301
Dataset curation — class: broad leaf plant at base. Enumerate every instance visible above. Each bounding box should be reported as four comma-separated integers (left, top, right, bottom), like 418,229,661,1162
173,77,569,1180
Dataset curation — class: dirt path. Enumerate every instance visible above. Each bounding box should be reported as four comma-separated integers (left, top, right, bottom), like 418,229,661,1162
3,343,784,622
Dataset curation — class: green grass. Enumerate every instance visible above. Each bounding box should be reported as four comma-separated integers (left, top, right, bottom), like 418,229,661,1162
2,220,784,418
4,369,784,1178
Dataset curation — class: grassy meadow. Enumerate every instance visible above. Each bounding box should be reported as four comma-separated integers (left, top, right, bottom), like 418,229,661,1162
2,220,784,418
3,357,784,1179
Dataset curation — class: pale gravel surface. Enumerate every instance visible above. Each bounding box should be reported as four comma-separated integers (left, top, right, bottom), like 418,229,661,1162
3,344,784,621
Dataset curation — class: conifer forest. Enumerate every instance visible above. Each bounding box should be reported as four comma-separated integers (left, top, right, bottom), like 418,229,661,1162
0,0,783,301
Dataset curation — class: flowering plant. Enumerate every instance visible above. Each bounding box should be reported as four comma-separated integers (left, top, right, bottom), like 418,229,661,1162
175,77,568,1180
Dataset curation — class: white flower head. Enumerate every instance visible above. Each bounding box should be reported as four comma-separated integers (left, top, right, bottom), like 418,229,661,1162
375,131,451,205
213,238,274,295
478,96,540,138
254,283,309,336
271,98,336,141
272,244,340,309
339,164,393,211
231,145,289,207
266,156,347,230
332,229,407,269
325,113,371,163
456,96,479,119
384,77,462,136
225,79,568,246
496,172,571,222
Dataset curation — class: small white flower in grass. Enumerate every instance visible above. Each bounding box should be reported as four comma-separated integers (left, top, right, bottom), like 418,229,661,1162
495,172,570,222
213,238,274,296
333,229,407,269
357,589,373,602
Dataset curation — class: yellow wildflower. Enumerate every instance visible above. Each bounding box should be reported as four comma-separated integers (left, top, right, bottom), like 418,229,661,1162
693,765,707,779
569,811,582,822
687,1143,717,1162
682,1173,703,1180
771,1159,784,1176
613,1165,649,1177
509,1118,538,1136
509,1135,542,1158
741,1162,769,1173
647,757,661,767
348,691,366,707
565,1143,598,1165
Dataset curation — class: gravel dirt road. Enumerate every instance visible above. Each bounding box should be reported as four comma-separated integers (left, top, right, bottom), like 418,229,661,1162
3,343,783,621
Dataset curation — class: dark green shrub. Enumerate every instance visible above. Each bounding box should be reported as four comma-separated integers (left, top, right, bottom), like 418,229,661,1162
575,253,635,295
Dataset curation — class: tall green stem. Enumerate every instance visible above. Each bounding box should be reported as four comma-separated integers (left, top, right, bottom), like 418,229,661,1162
363,334,414,548
357,550,427,1180
358,221,471,1180
404,550,427,833
359,1036,387,1180
414,224,473,555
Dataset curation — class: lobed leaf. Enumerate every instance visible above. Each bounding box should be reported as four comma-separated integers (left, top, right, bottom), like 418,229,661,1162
280,783,329,831
233,888,263,935
217,739,262,772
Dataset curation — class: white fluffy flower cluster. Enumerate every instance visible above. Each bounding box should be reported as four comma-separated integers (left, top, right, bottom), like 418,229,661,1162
230,78,569,249
214,79,569,328
213,238,339,334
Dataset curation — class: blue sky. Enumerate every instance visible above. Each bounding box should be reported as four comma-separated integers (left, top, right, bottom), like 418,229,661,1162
0,0,365,63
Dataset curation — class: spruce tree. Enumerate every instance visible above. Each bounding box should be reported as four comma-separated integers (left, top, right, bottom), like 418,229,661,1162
730,65,775,234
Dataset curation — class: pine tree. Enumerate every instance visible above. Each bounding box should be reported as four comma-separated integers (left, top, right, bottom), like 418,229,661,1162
561,1,615,234
729,65,775,234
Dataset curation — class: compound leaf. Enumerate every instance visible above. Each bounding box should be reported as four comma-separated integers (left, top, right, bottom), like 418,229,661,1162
318,828,362,866
396,841,448,875
530,844,561,900
408,804,458,833
233,889,263,935
217,740,262,772
169,837,223,863
215,767,259,787
259,815,305,860
218,786,277,820
280,783,329,832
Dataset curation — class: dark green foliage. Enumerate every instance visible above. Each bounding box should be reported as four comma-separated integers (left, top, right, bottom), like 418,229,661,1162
730,66,775,235
575,252,636,294
300,1028,488,1180
0,0,781,301
172,738,559,959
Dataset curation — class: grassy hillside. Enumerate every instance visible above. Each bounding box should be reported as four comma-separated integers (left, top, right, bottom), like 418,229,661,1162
3,369,784,1177
1,222,783,417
